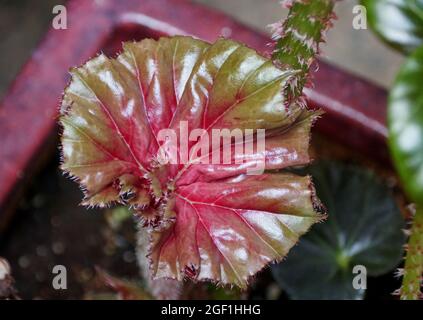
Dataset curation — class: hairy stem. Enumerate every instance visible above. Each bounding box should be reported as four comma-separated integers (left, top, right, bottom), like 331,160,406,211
401,206,423,300
272,0,335,103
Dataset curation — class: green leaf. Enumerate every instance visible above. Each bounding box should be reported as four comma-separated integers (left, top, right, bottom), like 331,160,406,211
388,46,423,299
271,162,405,300
388,45,423,204
362,0,423,54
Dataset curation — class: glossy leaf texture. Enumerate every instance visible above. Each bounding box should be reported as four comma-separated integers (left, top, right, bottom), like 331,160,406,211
362,0,423,54
388,46,423,204
271,162,405,299
59,36,324,288
388,46,423,300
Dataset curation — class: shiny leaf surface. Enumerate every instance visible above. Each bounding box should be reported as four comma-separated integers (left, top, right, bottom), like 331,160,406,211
388,46,423,204
362,0,423,54
271,162,405,299
60,36,323,287
150,173,323,288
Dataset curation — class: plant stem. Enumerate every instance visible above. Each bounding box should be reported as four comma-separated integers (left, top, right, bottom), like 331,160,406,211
272,0,335,103
401,205,423,300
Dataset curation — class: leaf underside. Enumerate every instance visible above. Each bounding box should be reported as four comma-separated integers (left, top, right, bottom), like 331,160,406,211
59,36,324,288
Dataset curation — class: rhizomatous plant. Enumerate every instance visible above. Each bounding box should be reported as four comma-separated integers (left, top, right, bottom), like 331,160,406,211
58,0,359,294
59,0,336,291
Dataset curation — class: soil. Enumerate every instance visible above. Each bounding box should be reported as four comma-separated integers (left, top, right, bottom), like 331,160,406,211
0,152,139,299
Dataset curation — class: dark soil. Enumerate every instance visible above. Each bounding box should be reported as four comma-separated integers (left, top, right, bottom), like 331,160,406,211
0,152,139,299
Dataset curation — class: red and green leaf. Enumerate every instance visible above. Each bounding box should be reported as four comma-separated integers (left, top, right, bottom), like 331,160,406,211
60,31,328,287
149,173,322,287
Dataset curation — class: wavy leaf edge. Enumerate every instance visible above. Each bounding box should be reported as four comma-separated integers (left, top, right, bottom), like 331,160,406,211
59,35,325,288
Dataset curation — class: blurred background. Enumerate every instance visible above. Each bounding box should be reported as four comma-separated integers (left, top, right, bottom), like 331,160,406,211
0,0,403,101
0,0,406,300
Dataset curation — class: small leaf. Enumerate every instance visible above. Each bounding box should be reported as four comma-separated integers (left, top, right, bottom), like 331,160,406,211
96,267,152,300
362,0,423,54
271,162,405,299
388,45,423,205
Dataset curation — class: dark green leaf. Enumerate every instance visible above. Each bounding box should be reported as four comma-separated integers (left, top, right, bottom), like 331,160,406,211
389,45,423,205
362,0,423,54
271,162,405,300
